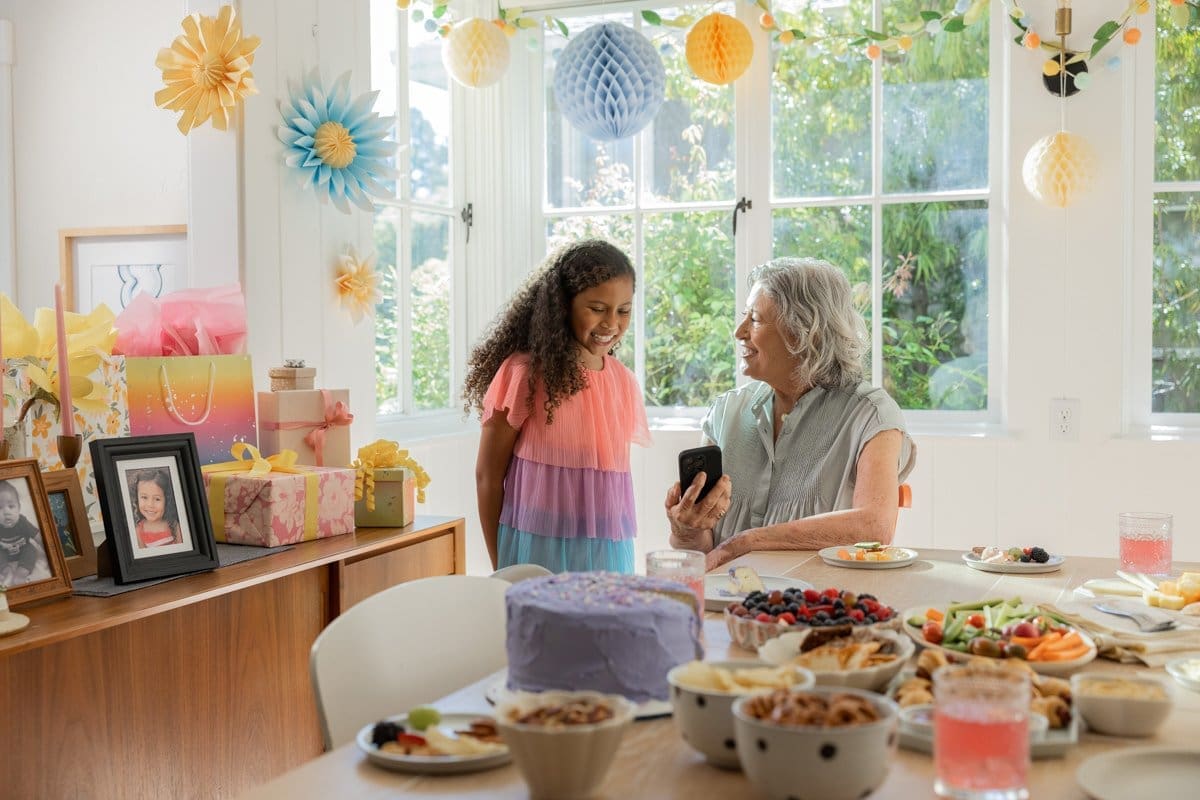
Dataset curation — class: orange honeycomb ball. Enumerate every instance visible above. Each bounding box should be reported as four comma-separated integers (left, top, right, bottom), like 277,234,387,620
760,13,775,29
1024,32,1041,49
866,44,881,60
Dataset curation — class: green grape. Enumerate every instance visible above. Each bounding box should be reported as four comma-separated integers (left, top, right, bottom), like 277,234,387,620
407,706,441,731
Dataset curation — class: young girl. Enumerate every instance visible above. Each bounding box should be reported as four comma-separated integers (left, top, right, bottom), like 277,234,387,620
129,468,182,548
463,239,650,574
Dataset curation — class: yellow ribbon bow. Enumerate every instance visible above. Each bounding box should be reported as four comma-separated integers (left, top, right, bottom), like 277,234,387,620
202,444,318,542
353,439,430,511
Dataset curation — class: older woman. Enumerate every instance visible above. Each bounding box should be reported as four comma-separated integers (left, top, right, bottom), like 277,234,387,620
666,258,916,570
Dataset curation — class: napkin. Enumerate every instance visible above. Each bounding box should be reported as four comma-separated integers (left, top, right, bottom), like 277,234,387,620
1041,602,1200,668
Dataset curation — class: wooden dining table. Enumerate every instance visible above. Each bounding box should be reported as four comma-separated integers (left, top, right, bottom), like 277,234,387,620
238,548,1200,799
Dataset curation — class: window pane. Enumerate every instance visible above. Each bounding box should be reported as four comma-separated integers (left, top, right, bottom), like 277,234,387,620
772,1,872,198
412,213,452,411
1155,11,1200,183
644,211,736,406
882,0,988,193
882,201,988,410
1152,192,1200,413
409,19,450,204
374,207,401,414
545,14,636,209
648,5,735,203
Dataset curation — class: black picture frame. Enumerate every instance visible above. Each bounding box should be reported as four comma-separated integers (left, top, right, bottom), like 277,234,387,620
90,433,218,584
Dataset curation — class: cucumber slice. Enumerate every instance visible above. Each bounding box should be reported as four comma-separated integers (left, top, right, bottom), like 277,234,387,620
854,541,883,550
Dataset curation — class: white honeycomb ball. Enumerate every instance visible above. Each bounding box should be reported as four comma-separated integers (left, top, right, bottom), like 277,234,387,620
1022,131,1097,209
442,18,510,88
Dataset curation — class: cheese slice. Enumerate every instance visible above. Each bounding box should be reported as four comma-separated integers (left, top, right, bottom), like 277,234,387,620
1080,578,1142,597
728,565,765,595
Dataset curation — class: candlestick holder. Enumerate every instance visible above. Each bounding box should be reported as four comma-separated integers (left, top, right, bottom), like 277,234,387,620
57,434,83,469
0,440,8,461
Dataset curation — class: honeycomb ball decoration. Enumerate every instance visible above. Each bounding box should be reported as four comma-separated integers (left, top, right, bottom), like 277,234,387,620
442,17,510,88
553,22,666,141
1022,131,1097,208
686,12,754,85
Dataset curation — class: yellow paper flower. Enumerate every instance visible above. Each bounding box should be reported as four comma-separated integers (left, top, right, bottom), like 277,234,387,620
335,248,383,324
354,439,431,509
155,5,261,134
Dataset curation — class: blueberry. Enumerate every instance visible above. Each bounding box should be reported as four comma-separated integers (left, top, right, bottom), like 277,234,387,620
770,605,785,615
865,614,878,623
786,604,801,614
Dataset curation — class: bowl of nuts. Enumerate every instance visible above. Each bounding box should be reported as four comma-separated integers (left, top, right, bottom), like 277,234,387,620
495,690,636,800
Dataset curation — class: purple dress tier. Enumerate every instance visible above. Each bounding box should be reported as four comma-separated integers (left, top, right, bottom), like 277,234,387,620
505,572,704,703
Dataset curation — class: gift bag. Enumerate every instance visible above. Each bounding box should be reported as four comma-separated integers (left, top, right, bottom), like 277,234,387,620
125,355,258,465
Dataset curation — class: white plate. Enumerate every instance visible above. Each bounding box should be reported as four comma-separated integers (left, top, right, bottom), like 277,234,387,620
703,573,812,612
1164,656,1200,693
900,605,1098,677
485,669,672,720
1077,747,1200,799
356,712,511,775
818,546,920,570
961,551,1065,574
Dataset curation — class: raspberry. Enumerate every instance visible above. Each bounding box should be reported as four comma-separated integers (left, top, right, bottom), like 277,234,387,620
755,613,773,623
778,612,797,625
803,588,821,603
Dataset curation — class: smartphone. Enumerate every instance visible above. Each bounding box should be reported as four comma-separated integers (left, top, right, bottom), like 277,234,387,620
678,445,723,503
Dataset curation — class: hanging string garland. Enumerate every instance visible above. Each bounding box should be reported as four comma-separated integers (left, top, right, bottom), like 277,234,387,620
442,17,511,88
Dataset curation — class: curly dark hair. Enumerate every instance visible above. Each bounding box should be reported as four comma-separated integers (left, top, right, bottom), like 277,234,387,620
462,239,635,423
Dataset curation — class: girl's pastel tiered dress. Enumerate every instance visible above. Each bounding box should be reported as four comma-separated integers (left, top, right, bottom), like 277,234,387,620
484,353,650,573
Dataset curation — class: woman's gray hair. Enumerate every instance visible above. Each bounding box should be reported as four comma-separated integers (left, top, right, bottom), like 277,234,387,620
748,257,867,390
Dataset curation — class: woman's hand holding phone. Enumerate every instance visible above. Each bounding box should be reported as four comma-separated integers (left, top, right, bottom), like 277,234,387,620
665,470,732,548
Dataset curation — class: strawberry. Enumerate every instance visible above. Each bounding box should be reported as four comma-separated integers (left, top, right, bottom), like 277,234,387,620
755,613,774,623
396,733,427,747
778,612,797,625
822,588,840,600
803,588,822,603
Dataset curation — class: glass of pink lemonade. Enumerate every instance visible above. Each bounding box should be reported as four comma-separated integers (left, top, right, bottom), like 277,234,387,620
1118,512,1173,575
646,549,706,615
933,664,1030,800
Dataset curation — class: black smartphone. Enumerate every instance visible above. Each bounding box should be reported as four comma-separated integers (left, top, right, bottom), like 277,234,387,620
678,445,723,502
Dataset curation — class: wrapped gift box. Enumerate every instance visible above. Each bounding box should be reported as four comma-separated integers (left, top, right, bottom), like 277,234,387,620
203,465,356,547
355,467,416,528
258,389,352,467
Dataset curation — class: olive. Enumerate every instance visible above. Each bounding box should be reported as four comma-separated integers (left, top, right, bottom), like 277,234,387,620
1003,642,1028,660
968,637,1003,658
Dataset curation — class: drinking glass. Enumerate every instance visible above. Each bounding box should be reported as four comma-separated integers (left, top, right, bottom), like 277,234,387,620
646,549,706,615
933,664,1030,800
1118,512,1173,575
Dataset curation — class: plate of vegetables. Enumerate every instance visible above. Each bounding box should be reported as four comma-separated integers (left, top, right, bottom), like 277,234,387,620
902,598,1098,677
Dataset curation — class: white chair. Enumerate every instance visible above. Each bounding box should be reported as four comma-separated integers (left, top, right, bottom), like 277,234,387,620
490,563,553,584
310,574,510,750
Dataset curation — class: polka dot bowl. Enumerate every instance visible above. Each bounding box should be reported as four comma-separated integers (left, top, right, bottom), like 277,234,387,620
732,686,899,800
666,660,814,770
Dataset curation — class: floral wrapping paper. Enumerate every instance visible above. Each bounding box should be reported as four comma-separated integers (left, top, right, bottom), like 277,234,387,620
201,466,356,547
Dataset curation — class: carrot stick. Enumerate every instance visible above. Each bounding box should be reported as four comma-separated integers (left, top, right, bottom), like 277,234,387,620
1009,635,1043,649
926,608,945,622
1041,631,1083,652
1034,644,1091,662
1026,632,1063,660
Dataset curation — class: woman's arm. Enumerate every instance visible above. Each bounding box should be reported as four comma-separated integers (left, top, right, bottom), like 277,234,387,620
705,429,903,570
476,410,519,570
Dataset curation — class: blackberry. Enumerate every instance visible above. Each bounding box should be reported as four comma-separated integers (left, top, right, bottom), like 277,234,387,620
1030,547,1050,564
1019,554,1032,563
371,720,404,747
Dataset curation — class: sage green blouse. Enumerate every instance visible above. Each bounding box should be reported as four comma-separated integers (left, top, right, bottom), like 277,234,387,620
701,380,916,546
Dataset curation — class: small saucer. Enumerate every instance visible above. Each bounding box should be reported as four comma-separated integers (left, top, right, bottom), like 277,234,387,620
0,610,31,637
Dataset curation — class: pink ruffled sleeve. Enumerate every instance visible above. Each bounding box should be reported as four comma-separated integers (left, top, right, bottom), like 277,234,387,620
618,360,651,448
481,353,535,430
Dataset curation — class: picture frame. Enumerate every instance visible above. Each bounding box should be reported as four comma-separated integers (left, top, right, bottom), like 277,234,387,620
58,225,187,313
0,458,73,607
42,470,99,580
90,433,218,584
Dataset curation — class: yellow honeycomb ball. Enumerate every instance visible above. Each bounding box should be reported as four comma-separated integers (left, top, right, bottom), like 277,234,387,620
686,12,755,85
1022,131,1097,208
898,35,913,51
442,17,511,88
779,30,795,45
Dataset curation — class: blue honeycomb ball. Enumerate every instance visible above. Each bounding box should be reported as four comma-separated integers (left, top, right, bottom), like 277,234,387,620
553,22,665,141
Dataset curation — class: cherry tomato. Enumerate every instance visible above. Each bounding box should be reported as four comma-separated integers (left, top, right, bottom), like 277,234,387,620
967,613,985,629
922,620,943,645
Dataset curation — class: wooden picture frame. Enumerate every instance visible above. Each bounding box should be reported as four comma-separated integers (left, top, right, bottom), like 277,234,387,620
58,224,187,313
90,433,218,585
0,458,73,607
42,469,99,580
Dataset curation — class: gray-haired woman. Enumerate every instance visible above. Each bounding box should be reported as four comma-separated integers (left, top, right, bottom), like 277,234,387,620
665,258,917,571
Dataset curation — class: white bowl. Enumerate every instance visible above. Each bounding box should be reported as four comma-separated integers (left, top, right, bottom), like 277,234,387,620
758,629,915,692
667,659,815,769
732,686,899,800
1070,672,1175,738
1164,656,1200,693
495,690,636,800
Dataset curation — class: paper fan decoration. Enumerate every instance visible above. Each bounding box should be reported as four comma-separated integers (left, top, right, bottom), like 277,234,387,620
1022,131,1097,208
553,22,665,141
442,18,511,88
686,13,754,85
154,5,261,134
277,69,398,214
335,248,383,323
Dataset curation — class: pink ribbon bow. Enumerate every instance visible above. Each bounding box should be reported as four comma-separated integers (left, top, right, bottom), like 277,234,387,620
262,389,354,466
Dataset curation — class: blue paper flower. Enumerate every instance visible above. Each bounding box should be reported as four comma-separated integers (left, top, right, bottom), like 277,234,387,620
553,22,665,141
277,69,398,213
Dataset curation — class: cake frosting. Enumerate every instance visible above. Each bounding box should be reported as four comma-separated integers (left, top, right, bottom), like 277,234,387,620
505,571,704,703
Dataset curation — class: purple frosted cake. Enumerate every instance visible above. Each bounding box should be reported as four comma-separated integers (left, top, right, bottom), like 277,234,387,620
505,571,704,703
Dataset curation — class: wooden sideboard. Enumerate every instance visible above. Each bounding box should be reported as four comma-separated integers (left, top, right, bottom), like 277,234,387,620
0,515,465,800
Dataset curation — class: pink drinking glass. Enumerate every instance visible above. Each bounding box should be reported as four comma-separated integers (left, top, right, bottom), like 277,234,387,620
933,664,1030,800
1118,512,1173,575
646,549,705,616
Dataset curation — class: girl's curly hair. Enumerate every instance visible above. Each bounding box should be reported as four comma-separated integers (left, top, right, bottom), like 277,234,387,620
462,239,635,423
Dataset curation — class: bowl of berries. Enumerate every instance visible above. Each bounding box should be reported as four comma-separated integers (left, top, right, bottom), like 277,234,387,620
963,545,1063,574
724,587,899,652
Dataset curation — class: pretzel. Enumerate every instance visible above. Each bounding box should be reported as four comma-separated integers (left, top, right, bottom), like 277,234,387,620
743,690,881,727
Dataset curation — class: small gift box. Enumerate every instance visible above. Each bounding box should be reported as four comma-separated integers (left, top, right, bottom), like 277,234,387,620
354,468,416,528
201,444,355,547
258,389,353,467
268,363,316,391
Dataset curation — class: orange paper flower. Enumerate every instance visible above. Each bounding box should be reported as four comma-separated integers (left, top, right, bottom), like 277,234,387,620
335,248,383,324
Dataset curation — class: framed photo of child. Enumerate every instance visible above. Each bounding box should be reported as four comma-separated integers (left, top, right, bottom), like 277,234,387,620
0,458,73,607
90,434,218,584
42,470,100,580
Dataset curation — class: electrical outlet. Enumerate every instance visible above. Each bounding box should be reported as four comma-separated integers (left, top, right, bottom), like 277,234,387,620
1049,398,1080,441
